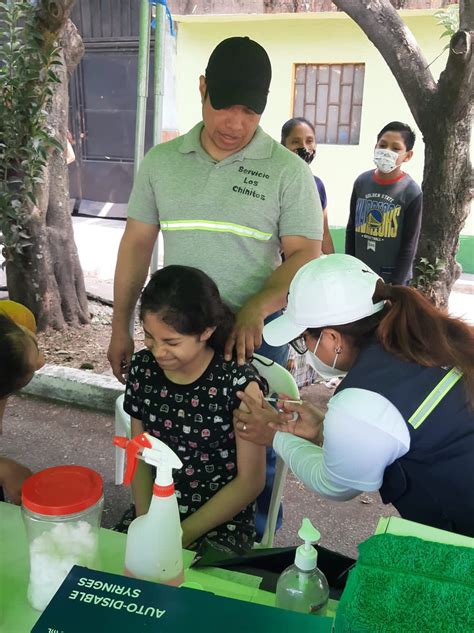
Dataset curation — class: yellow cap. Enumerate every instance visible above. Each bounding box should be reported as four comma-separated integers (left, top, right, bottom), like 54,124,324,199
0,300,36,333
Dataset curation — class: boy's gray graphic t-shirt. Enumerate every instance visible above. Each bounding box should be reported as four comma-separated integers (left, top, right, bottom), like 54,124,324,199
346,170,422,284
127,123,322,311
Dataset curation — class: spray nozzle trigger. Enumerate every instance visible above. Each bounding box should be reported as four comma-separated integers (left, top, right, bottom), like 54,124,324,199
113,433,152,485
114,433,183,487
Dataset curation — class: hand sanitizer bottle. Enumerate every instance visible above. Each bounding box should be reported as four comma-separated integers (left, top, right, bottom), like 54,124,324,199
275,518,329,616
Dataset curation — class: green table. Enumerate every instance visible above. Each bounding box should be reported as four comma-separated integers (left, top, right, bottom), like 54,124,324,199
0,502,336,632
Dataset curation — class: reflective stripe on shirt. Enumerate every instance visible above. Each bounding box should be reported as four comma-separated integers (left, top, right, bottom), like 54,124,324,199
408,367,463,430
160,220,272,241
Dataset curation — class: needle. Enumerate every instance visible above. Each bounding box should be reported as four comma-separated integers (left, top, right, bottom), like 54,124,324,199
264,397,302,405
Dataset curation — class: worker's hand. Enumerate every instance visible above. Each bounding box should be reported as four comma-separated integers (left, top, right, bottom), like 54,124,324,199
269,397,325,445
233,389,281,446
224,302,265,365
0,457,32,505
107,330,134,384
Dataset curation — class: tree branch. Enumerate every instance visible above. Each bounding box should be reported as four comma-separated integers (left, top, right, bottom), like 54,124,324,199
331,0,437,127
459,0,474,31
61,19,84,77
437,29,473,120
37,0,76,35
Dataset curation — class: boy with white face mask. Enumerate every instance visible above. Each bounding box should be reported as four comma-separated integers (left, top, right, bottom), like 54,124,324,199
345,121,422,285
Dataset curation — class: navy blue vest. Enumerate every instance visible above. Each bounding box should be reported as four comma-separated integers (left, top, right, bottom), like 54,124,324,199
336,343,474,537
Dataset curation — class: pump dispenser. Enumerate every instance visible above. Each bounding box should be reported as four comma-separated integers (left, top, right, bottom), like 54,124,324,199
114,433,184,586
275,518,329,615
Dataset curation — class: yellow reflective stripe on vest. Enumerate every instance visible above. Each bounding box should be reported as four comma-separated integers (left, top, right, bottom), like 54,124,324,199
160,220,272,241
408,367,463,430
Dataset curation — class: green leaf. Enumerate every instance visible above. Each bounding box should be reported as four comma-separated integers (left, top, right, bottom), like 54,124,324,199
47,69,61,83
26,190,36,204
440,29,453,40
48,137,64,151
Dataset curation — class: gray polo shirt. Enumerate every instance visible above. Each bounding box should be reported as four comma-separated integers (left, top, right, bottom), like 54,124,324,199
128,123,322,311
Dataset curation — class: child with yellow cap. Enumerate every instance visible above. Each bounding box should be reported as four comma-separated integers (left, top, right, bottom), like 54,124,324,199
0,300,45,503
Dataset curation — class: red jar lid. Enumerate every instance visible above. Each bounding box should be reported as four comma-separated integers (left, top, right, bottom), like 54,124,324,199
22,465,103,516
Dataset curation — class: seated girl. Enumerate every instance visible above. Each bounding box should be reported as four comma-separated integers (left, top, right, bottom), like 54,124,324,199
122,265,266,555
0,301,45,502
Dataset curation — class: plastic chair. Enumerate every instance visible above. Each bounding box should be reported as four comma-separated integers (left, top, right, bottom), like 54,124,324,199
114,353,299,547
250,353,299,548
114,393,130,485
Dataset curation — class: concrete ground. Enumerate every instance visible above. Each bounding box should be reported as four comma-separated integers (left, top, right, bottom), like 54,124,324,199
0,215,472,559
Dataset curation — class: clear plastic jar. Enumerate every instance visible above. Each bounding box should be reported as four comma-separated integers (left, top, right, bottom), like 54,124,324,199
22,465,104,611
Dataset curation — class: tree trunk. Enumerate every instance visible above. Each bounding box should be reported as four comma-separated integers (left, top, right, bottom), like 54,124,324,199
418,22,474,308
332,0,473,307
417,117,471,306
6,3,89,330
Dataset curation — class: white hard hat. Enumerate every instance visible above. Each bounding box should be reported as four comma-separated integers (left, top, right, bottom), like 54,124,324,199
264,254,385,346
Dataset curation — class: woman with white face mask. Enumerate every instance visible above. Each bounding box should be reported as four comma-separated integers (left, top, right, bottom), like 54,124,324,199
233,254,474,537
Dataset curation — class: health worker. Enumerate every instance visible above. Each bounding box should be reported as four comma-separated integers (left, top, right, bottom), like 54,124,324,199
234,254,474,537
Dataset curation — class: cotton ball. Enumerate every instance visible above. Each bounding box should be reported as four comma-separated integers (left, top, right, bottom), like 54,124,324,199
27,521,98,611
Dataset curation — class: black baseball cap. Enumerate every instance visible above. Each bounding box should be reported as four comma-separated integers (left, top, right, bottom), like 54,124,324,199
205,37,272,115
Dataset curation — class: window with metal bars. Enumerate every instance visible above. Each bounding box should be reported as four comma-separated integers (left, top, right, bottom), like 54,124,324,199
293,63,365,145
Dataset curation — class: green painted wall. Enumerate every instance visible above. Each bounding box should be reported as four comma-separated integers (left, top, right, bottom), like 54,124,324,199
329,227,474,274
458,235,474,274
330,227,345,255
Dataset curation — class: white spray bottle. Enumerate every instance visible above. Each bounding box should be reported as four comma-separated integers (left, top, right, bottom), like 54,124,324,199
275,518,329,616
114,432,184,586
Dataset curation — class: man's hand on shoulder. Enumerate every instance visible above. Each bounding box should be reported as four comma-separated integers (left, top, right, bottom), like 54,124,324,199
107,329,134,384
224,301,265,365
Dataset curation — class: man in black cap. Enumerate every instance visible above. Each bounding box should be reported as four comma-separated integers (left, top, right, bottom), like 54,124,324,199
109,36,322,375
109,37,322,539
199,36,271,159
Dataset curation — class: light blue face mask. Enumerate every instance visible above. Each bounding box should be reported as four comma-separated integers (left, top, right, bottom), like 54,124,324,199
306,333,348,381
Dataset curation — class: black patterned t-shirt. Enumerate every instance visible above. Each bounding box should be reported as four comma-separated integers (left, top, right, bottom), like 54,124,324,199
123,349,261,553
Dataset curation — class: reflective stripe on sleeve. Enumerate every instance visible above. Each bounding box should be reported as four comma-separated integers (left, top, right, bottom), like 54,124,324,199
160,220,272,241
408,367,463,430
